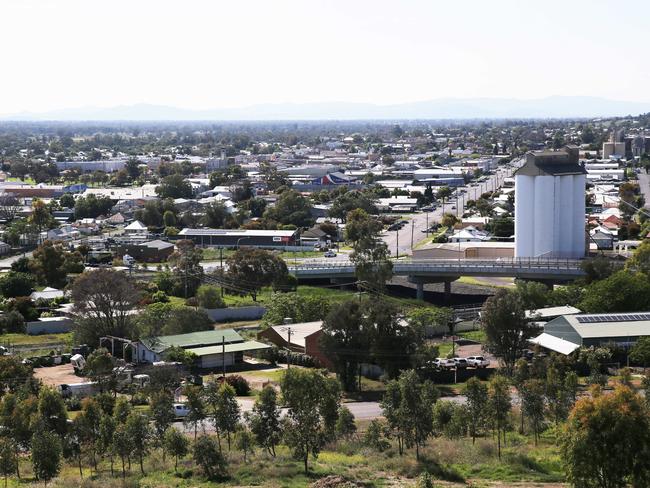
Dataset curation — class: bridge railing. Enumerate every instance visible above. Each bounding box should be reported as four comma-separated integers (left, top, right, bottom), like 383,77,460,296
289,257,585,271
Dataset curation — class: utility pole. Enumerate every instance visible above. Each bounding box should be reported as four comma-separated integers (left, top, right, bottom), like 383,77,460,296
426,212,429,237
287,327,292,369
410,220,414,250
222,336,226,378
220,248,224,297
396,228,399,259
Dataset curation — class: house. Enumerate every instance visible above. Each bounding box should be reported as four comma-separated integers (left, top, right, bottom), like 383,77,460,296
449,226,490,243
30,287,64,301
590,229,615,250
300,225,333,246
104,212,126,225
136,329,270,369
124,220,148,235
530,312,650,355
0,241,10,255
257,321,332,368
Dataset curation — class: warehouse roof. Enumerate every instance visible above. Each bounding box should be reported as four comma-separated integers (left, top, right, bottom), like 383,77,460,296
140,329,243,353
268,321,323,348
564,313,650,339
525,305,582,320
530,333,580,355
188,340,271,356
179,228,296,237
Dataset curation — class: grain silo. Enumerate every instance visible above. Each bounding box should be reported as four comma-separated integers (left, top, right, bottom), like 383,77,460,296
514,146,586,258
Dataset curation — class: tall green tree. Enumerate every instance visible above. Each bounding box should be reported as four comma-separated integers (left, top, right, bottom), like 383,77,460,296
124,412,151,475
31,430,62,487
345,208,392,290
281,368,341,474
263,189,313,227
465,376,488,444
488,375,511,459
520,379,545,444
0,437,17,488
247,386,281,457
163,428,189,472
481,289,535,374
224,248,288,301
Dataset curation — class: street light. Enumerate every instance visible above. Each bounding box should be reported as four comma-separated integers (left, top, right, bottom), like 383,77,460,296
236,236,252,249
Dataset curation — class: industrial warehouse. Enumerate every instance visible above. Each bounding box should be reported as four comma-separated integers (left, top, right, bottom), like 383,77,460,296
136,329,270,369
531,312,650,354
177,228,299,248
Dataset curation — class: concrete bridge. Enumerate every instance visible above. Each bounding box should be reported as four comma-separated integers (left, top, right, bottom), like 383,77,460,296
288,258,586,300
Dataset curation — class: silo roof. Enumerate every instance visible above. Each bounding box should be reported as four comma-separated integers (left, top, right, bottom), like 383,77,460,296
516,149,587,177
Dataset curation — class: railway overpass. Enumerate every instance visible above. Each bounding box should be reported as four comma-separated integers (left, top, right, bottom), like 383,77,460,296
288,258,586,300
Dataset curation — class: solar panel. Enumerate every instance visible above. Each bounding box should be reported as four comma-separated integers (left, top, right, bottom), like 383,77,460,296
575,313,650,324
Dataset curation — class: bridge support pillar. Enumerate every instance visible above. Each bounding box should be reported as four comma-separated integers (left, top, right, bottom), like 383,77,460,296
416,282,424,301
444,280,452,302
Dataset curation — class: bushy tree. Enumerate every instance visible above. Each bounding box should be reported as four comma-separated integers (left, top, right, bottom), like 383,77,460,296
71,269,140,346
488,375,511,459
481,289,535,374
193,435,227,480
345,209,392,290
562,386,650,488
31,430,62,487
0,437,17,488
381,370,438,460
224,248,288,301
465,376,488,444
261,293,331,327
281,368,341,473
248,386,281,457
196,284,225,309
263,189,313,227
579,270,650,313
164,428,189,472
0,271,34,298
156,174,193,199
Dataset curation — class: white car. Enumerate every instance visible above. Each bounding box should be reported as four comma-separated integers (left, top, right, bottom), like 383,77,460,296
324,250,337,258
172,403,190,418
434,357,455,370
466,356,490,368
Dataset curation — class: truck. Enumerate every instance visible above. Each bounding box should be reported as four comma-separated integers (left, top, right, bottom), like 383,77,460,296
59,382,98,398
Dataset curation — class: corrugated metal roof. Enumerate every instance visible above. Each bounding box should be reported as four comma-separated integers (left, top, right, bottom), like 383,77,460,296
188,340,271,356
141,329,243,353
530,333,580,355
563,313,650,339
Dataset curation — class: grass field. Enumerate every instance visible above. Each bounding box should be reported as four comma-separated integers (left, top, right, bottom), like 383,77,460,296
0,332,72,347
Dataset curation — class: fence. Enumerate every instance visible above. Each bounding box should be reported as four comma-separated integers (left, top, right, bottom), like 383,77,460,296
204,306,267,322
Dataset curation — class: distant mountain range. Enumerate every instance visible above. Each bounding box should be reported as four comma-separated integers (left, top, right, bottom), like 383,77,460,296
3,96,649,121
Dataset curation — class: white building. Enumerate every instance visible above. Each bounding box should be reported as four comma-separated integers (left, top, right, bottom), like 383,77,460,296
514,146,586,258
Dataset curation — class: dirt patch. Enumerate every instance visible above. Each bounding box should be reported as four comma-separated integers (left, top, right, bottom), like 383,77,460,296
34,364,85,387
310,475,367,488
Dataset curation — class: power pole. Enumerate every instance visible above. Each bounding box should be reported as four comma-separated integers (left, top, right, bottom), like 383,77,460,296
426,212,429,237
410,220,414,250
396,228,399,259
287,327,292,369
220,248,224,297
222,336,226,378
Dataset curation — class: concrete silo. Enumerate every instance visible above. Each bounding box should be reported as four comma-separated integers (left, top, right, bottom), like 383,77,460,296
514,146,586,258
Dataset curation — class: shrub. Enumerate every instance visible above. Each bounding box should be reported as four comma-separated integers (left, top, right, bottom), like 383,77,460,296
151,290,169,303
224,375,250,396
196,285,225,309
193,435,227,480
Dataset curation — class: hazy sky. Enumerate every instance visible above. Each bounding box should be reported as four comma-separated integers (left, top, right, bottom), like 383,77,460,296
1,0,647,114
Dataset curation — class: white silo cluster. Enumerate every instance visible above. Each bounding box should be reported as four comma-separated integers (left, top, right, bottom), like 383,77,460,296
514,146,586,259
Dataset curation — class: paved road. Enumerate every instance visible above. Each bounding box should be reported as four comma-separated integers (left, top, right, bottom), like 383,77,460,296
637,171,650,211
0,251,32,269
173,398,385,434
381,165,518,257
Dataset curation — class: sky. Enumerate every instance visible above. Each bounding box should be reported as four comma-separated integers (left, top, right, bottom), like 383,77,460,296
1,0,648,114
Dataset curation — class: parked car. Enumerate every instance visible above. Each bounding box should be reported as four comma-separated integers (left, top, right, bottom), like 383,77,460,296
434,357,455,370
324,250,337,258
172,403,190,418
452,357,469,369
466,356,490,368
